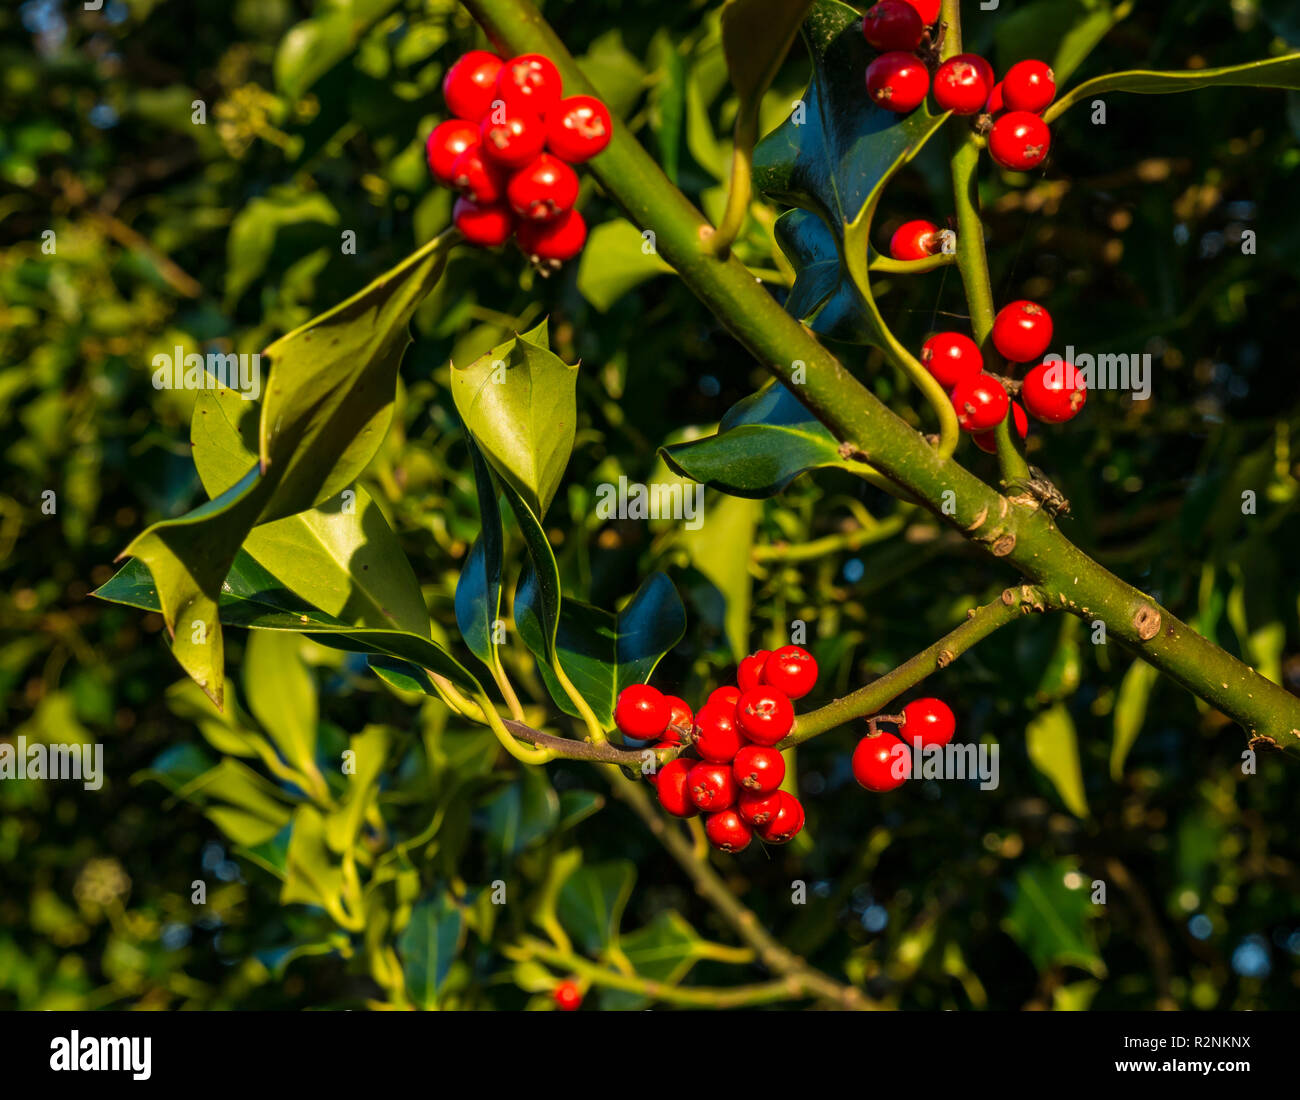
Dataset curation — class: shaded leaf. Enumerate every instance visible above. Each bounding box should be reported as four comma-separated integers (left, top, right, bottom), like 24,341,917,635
398,889,466,1008
557,861,636,955
480,766,560,859
576,219,673,312
1002,861,1106,976
1026,703,1089,818
454,436,506,666
1110,658,1159,780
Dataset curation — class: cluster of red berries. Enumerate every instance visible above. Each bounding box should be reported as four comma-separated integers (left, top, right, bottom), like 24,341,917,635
851,697,955,791
917,299,1086,452
614,646,820,854
862,2,1056,172
426,50,612,264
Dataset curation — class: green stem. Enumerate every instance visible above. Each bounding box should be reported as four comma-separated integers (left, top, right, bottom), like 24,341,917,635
786,587,1047,745
511,937,796,1008
461,0,1300,751
942,0,1031,486
709,110,758,258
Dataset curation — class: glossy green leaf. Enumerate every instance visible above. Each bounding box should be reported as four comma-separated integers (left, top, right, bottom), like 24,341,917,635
454,436,506,667
576,219,674,312
273,0,401,101
192,382,431,638
661,382,867,497
558,790,605,831
499,475,564,674
480,766,560,859
450,319,578,520
752,0,948,343
1026,703,1089,818
1110,658,1159,780
398,889,466,1008
282,804,346,911
1002,861,1106,977
113,232,450,707
518,572,687,728
556,860,636,955
94,551,482,699
1045,54,1300,124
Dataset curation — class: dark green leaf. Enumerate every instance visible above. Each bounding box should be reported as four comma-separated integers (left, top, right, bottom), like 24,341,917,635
1002,861,1106,976
398,889,466,1008
556,861,636,955
661,382,866,497
454,436,506,666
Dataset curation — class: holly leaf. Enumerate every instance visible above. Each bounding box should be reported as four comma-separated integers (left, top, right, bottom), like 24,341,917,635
1002,861,1106,977
1110,658,1159,780
556,861,636,955
450,319,578,520
752,0,948,344
94,552,482,700
111,233,451,707
517,572,687,729
1045,54,1300,123
398,889,466,1009
661,381,869,497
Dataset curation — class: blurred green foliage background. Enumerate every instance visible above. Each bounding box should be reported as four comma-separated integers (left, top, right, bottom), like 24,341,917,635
2,0,1300,1010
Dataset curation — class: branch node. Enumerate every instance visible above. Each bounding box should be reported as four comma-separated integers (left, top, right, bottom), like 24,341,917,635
1133,604,1162,641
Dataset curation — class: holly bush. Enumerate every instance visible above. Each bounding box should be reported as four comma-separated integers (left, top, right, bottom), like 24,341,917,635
4,0,1300,1011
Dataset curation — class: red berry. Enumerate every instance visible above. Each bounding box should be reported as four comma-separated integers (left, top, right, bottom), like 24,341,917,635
449,146,506,204
545,95,613,163
862,1,923,52
516,208,587,264
992,300,1053,362
736,687,795,747
899,0,940,22
888,219,939,261
553,979,582,1011
733,744,785,794
972,400,1029,453
737,790,782,828
985,80,1005,115
921,331,983,388
866,51,930,114
479,110,546,168
950,373,1010,432
452,198,514,247
901,697,956,749
708,685,742,711
688,761,738,812
693,703,744,763
705,809,753,853
507,153,579,222
662,695,693,743
934,54,993,115
614,684,669,740
852,732,911,792
1002,59,1056,114
988,110,1051,171
443,50,504,122
496,53,563,117
761,645,818,700
1021,360,1087,423
655,758,698,818
426,120,480,186
757,792,805,844
737,650,770,693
